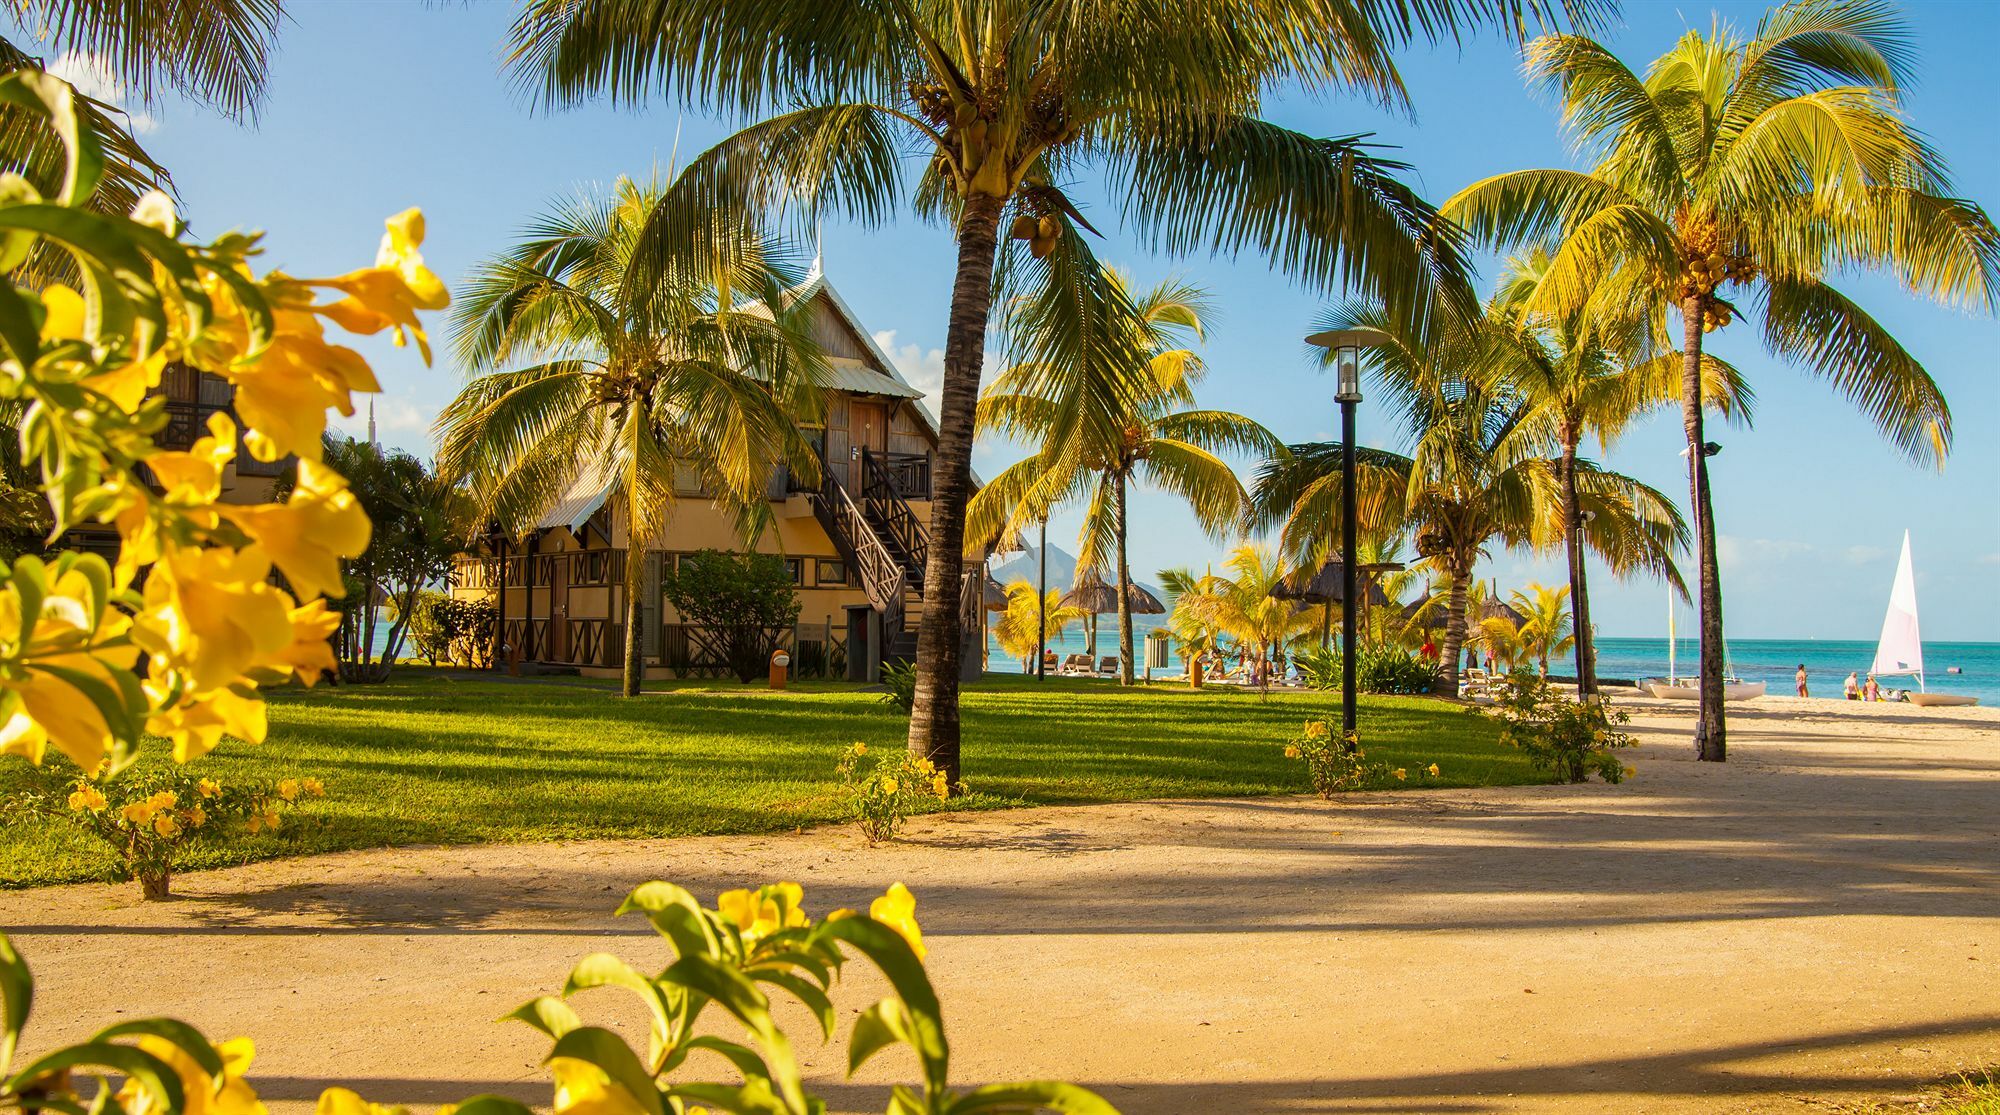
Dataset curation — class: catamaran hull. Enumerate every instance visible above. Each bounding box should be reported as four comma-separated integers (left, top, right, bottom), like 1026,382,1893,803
1640,679,1766,701
1907,692,1979,708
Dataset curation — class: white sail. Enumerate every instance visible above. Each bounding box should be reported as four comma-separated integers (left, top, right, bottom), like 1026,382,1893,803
1871,531,1924,687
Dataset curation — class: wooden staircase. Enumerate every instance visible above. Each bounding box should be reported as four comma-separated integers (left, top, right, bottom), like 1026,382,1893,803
809,449,979,672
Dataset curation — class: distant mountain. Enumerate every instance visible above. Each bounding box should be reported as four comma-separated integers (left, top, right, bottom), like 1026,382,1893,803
989,542,1164,603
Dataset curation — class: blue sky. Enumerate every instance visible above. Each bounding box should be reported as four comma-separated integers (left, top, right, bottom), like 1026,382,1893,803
83,0,1999,641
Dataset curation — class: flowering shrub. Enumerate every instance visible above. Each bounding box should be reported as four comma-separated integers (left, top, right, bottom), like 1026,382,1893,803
1283,720,1441,797
0,881,1116,1115
1481,671,1635,783
0,70,442,776
837,741,950,842
6,760,321,897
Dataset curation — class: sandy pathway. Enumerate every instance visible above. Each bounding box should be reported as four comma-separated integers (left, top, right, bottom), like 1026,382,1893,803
4,696,1997,1113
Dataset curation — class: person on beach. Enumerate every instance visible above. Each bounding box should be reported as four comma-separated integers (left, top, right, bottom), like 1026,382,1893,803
1844,671,1860,700
1796,664,1808,698
1865,674,1881,701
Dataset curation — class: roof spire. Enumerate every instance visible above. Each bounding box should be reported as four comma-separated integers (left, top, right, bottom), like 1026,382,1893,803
367,397,377,447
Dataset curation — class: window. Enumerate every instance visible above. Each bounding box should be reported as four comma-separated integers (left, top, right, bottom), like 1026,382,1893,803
785,557,805,585
817,559,848,586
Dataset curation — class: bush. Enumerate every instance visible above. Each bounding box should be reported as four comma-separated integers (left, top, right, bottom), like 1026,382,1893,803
1481,671,1635,783
5,759,322,898
1355,643,1440,695
1282,720,1441,797
410,593,496,668
660,550,801,682
405,588,453,665
1295,645,1341,690
836,741,950,842
0,882,1116,1115
879,658,918,713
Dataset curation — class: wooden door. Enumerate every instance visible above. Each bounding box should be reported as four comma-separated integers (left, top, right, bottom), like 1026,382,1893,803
849,400,887,488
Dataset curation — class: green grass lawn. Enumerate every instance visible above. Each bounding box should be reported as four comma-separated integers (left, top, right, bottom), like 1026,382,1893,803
0,669,1544,888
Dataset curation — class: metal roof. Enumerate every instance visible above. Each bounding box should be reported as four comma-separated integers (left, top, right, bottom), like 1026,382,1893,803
822,357,924,399
535,456,618,534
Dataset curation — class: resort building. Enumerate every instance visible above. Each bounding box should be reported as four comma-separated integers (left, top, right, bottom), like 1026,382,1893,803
448,271,988,682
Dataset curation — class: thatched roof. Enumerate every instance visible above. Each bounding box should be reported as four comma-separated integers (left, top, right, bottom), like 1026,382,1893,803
1060,566,1164,615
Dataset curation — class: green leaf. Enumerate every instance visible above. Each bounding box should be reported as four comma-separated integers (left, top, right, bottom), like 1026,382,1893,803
90,1019,224,1086
663,1081,789,1115
681,1036,770,1082
845,999,911,1077
0,71,105,206
5,1043,181,1112
564,954,677,1071
617,882,722,959
814,918,948,1093
547,1027,665,1115
32,661,141,746
659,955,805,1115
0,282,43,372
501,996,580,1039
946,1082,1121,1115
441,1097,537,1115
0,934,31,1074
751,971,834,1041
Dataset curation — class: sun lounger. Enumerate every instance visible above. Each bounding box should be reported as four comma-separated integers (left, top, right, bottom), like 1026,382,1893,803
1057,653,1093,676
1097,656,1119,676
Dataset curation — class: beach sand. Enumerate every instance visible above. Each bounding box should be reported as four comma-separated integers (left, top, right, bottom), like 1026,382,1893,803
4,695,1996,1113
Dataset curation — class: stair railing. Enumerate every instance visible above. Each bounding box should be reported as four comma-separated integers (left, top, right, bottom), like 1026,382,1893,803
860,448,930,579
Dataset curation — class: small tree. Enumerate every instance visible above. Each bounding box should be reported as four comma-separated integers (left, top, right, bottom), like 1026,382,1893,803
661,550,801,683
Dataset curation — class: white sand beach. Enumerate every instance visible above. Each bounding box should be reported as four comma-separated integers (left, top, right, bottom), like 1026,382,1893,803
4,695,1996,1114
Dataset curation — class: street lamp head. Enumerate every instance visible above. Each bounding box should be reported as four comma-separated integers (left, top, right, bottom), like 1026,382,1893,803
1306,327,1378,404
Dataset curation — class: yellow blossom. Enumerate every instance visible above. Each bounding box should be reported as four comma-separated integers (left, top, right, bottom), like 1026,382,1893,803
851,742,867,756
277,779,299,802
716,882,807,946
198,778,221,798
548,1056,649,1115
66,785,106,811
118,1035,265,1115
1303,721,1329,738
153,812,181,838
271,597,341,684
1426,763,1441,777
0,559,142,768
121,800,157,826
1392,768,1407,781
1284,745,1302,759
262,809,281,831
1622,766,1636,779
878,777,899,796
131,545,294,694
219,459,370,601
930,771,949,799
313,208,450,361
147,684,269,763
188,805,207,829
869,882,925,961
302,777,324,796
315,1088,406,1115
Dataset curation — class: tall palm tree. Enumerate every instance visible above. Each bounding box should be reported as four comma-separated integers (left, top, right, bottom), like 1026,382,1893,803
991,580,1085,673
1446,0,2000,758
1159,546,1311,684
1510,582,1575,676
966,273,1278,685
438,175,827,697
1252,301,1687,696
1,1,284,237
1483,247,1753,697
504,0,1615,777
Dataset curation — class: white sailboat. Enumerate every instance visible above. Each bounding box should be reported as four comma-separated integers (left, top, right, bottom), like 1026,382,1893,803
1873,532,1977,707
1641,586,1766,700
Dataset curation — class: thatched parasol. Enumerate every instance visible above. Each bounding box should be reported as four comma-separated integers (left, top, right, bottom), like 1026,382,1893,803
982,574,1010,612
1476,596,1527,626
1059,566,1164,616
1272,560,1394,607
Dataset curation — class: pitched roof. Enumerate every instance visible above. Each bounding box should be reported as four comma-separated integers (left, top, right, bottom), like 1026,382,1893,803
535,455,618,534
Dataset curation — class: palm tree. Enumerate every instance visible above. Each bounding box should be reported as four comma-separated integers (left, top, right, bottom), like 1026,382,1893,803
966,273,1278,685
1483,248,1753,697
438,175,827,697
1510,582,1575,676
1445,0,2000,758
1159,546,1311,686
1253,301,1687,696
1,1,284,242
504,0,1615,777
991,580,1085,673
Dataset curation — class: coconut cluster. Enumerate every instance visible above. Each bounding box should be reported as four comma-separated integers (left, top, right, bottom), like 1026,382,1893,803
1674,208,1759,331
1008,211,1063,258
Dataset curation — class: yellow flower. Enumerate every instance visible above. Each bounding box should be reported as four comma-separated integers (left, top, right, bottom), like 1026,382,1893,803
146,411,237,509
188,805,208,829
131,545,294,694
548,1056,650,1115
313,208,450,361
930,771,950,799
153,812,181,838
1426,763,1441,777
146,685,269,763
245,812,263,834
121,800,157,826
869,882,925,961
199,778,221,798
277,779,299,802
851,742,867,756
302,777,324,797
1392,768,1407,781
67,785,106,811
0,558,142,768
879,776,899,796
219,460,371,601
1303,721,1330,738
118,1035,265,1115
1283,745,1302,759
1622,765,1636,779
716,882,807,946
272,598,342,684
315,1088,405,1115
262,809,281,831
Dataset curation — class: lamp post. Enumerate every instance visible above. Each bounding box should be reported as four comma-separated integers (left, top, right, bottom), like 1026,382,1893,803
1307,329,1371,737
1035,516,1048,680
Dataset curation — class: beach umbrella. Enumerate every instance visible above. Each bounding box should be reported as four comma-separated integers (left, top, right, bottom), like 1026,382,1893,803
982,574,1009,612
1272,560,1394,607
1059,567,1163,656
1475,596,1527,626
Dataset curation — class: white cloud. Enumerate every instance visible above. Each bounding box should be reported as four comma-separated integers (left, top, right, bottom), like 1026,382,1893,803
1716,536,1813,572
46,52,156,134
871,329,945,417
1843,544,1887,565
1980,552,2000,566
328,395,435,453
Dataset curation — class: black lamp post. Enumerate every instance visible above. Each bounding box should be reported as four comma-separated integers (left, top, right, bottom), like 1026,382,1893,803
1034,516,1048,680
1308,329,1369,736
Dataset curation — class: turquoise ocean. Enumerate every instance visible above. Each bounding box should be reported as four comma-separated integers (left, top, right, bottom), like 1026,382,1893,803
983,621,2000,704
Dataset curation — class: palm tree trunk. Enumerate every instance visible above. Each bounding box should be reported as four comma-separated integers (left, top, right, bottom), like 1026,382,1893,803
1561,432,1597,699
1681,296,1726,761
1435,570,1469,697
908,192,1007,783
620,518,644,698
1114,470,1134,686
